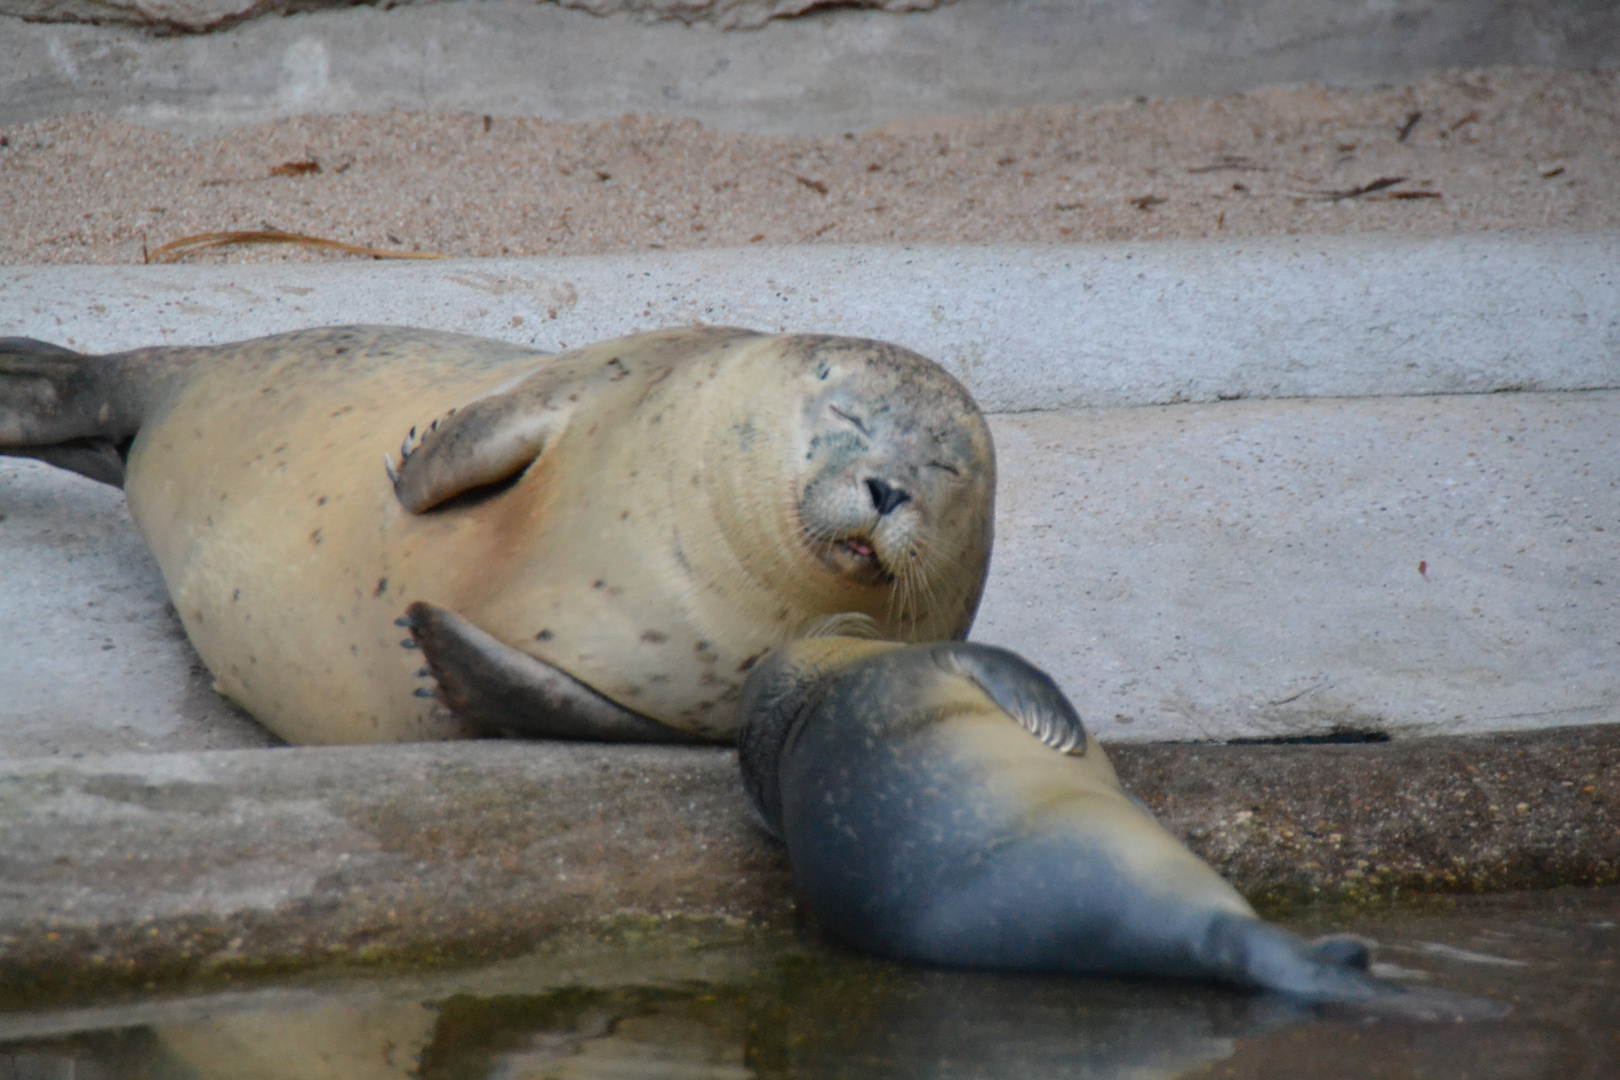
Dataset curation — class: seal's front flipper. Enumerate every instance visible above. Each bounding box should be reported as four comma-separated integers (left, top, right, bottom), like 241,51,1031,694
932,644,1088,755
389,384,568,513
403,600,706,743
1,338,141,487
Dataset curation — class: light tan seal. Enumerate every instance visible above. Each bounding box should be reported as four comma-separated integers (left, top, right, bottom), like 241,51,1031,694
0,325,995,745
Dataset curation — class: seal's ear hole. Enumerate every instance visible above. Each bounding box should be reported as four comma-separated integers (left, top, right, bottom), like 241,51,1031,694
417,466,528,513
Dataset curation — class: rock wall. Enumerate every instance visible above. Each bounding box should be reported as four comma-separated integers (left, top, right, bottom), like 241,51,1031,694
0,0,946,34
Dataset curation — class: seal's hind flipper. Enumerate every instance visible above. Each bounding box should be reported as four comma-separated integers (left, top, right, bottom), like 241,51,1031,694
402,600,706,743
4,438,128,487
389,388,568,513
1,338,141,487
1306,933,1371,971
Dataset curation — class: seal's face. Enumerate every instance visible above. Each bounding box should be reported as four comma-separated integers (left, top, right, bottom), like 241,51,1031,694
789,342,995,636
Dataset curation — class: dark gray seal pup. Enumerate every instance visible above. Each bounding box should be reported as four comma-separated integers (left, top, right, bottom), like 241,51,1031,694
0,326,994,745
738,634,1505,1019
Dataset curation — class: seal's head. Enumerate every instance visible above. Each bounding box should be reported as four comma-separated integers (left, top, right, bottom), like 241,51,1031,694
698,334,995,643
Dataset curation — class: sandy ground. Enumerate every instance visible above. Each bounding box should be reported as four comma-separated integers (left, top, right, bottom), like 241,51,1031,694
1,65,1615,265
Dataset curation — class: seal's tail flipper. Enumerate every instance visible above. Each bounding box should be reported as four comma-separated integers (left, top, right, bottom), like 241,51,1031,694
1214,914,1509,1021
0,338,141,487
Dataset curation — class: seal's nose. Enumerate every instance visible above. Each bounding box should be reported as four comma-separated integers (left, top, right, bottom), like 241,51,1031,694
866,478,911,516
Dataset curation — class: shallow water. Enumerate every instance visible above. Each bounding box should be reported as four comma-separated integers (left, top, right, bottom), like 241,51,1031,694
1,887,1615,1080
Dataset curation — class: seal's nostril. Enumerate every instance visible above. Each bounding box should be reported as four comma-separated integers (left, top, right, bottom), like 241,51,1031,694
866,478,911,516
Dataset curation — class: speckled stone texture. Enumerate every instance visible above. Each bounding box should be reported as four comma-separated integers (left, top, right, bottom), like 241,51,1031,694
1112,725,1620,914
1,727,1614,996
0,0,942,33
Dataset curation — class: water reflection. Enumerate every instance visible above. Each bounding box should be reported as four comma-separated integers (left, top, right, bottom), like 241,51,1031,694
420,969,1305,1080
2,887,1616,1080
0,964,1298,1080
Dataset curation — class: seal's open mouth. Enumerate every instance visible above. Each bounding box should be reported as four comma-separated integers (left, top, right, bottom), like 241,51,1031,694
837,535,894,584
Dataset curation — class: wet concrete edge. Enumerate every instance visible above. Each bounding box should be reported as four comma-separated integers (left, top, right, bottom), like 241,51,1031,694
1,724,1614,1005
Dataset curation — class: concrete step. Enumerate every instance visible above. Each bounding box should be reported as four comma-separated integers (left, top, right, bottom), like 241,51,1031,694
4,0,1617,135
6,234,1616,413
1,727,1614,994
2,235,1616,750
985,392,1620,742
3,236,1616,985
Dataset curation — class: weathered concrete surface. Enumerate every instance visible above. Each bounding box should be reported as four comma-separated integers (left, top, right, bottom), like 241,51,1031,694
6,389,1617,753
3,0,1617,135
987,392,1620,743
5,236,1616,415
1114,726,1620,912
0,741,795,1001
3,236,1616,750
0,463,276,757
0,728,1614,997
2,0,942,33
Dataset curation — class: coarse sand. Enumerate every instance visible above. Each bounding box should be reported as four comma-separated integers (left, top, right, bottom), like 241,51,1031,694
2,66,1615,266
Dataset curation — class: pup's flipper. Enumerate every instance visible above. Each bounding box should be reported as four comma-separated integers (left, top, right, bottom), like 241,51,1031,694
1213,914,1508,1021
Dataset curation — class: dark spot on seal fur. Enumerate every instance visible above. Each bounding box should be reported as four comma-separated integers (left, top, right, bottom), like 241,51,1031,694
641,630,668,644
231,589,240,603
373,577,388,597
738,652,765,673
535,629,554,641
593,580,606,590
309,528,322,545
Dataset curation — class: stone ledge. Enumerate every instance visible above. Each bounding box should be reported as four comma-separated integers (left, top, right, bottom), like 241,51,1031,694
0,0,940,33
1113,724,1620,914
2,725,1614,1001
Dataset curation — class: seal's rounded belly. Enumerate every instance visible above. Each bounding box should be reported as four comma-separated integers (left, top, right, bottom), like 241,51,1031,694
2,325,995,745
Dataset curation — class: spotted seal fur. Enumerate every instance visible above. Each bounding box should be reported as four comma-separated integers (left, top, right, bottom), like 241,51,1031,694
0,325,994,744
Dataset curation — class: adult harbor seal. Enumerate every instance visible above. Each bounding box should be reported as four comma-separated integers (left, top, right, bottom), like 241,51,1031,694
0,325,994,745
737,635,1503,1018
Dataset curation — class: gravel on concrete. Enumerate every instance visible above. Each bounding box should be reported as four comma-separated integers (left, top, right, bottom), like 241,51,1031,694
2,67,1617,265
